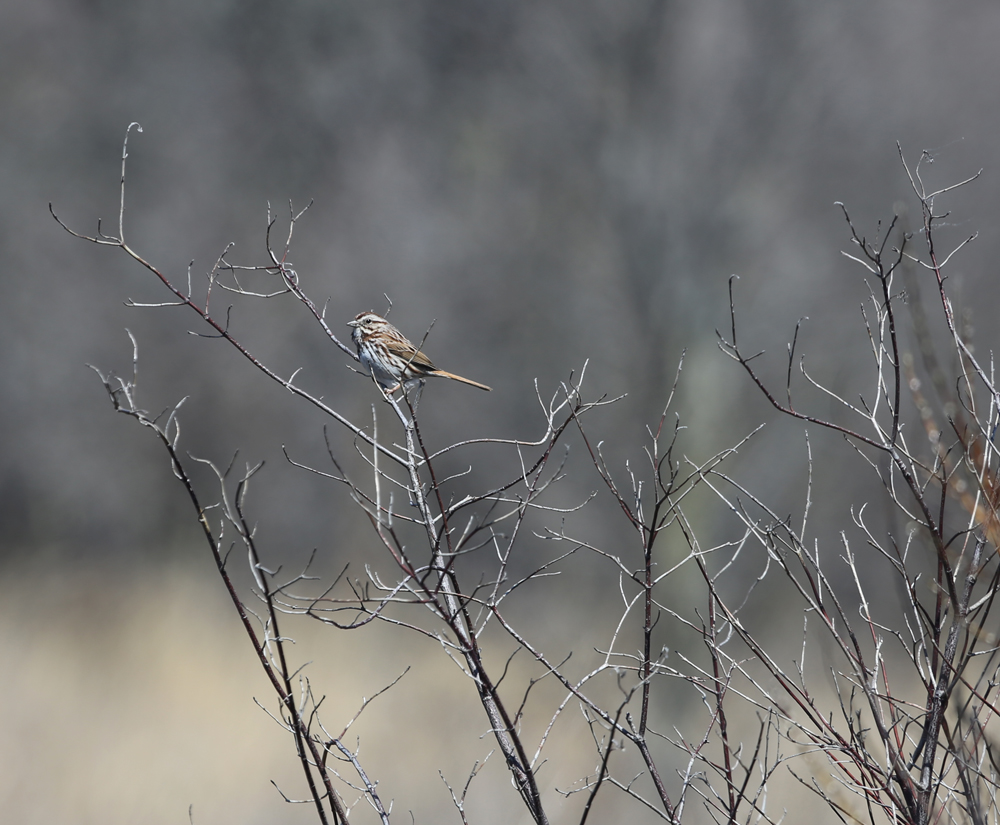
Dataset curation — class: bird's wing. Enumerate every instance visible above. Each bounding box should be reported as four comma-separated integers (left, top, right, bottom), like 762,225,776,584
408,349,437,370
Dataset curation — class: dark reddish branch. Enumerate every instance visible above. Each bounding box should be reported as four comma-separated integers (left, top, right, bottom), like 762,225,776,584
93,375,348,825
720,275,959,609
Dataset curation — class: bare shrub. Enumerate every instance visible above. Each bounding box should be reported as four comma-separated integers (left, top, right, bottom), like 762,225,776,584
53,126,1000,824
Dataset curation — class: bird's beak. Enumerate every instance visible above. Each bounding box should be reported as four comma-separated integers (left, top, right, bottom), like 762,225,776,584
346,319,359,328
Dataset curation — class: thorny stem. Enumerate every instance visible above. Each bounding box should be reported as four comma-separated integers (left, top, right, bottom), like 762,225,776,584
56,126,553,821
357,383,558,823
49,125,403,467
234,479,341,823
897,147,990,825
714,149,999,825
567,373,688,821
91,356,349,825
403,398,550,824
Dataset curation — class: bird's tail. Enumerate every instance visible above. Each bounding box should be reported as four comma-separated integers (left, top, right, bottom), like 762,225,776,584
430,370,492,391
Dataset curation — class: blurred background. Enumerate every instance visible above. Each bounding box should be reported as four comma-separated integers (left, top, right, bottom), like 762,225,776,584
4,0,1000,822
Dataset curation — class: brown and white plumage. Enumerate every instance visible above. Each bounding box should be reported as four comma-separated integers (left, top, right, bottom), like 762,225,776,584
347,312,491,392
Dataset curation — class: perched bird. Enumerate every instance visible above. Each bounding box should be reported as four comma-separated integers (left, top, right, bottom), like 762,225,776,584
347,312,491,393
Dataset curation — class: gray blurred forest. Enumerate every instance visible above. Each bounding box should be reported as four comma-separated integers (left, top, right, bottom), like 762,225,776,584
4,0,1000,823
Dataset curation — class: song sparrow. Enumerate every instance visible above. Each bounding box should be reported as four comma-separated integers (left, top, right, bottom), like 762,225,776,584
348,312,492,393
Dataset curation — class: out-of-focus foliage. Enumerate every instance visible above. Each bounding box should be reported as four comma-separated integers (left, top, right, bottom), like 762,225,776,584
6,0,1000,558
4,1,1000,823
